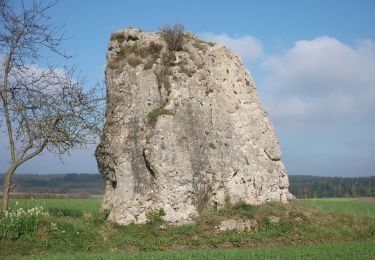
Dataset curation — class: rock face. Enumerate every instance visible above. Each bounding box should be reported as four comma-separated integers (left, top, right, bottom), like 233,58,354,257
96,28,290,225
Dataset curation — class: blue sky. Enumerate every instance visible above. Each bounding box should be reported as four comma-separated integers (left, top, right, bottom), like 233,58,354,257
2,0,375,176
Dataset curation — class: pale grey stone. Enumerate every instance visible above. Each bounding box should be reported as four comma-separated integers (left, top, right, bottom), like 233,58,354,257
294,217,304,224
96,28,292,225
268,215,281,223
217,219,258,231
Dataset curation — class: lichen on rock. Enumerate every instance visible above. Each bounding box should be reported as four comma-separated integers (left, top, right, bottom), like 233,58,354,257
96,27,291,225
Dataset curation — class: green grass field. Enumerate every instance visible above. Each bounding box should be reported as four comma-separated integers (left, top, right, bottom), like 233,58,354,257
3,241,374,260
9,197,375,219
1,197,374,259
301,198,375,215
9,198,101,214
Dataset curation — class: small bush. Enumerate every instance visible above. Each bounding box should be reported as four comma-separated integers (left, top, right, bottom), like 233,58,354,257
161,52,177,66
193,39,215,51
161,24,185,51
118,44,149,60
148,107,174,120
259,218,294,236
156,67,172,90
116,42,163,68
217,196,233,217
234,202,257,219
149,41,163,55
127,54,143,67
93,209,110,225
208,42,215,47
144,57,157,70
110,32,125,43
146,208,165,226
0,206,44,240
193,41,207,52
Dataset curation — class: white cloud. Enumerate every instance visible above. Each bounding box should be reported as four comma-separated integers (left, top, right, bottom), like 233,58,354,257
260,36,375,124
200,33,263,62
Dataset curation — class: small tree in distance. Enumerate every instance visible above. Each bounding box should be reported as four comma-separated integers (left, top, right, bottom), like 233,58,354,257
0,0,103,211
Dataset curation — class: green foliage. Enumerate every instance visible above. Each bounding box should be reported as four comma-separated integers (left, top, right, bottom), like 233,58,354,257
114,42,163,68
301,198,375,215
289,175,375,198
3,174,374,200
3,241,375,259
161,24,185,51
215,200,258,219
217,195,233,217
117,43,149,60
161,51,176,66
145,208,165,226
259,218,294,237
148,108,174,120
234,202,257,219
0,173,104,195
148,41,163,55
192,39,215,51
9,198,101,215
92,209,110,225
192,41,207,52
48,208,83,217
143,57,157,70
127,54,143,67
0,198,374,257
0,206,43,240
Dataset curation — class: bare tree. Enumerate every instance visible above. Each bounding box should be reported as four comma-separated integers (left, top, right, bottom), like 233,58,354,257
0,0,103,211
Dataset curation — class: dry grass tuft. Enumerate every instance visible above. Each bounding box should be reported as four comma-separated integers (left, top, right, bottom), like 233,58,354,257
127,54,143,67
161,24,185,51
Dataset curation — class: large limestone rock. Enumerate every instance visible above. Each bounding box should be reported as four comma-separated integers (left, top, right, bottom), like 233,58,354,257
96,28,290,225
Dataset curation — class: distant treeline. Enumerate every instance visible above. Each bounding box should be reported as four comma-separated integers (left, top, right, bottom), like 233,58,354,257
0,173,374,198
289,175,375,198
0,173,104,195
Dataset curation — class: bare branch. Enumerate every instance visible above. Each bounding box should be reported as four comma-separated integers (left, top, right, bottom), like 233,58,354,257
0,0,105,211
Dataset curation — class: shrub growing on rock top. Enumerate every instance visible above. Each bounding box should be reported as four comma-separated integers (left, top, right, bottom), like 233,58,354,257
127,54,143,67
161,24,185,51
148,41,163,55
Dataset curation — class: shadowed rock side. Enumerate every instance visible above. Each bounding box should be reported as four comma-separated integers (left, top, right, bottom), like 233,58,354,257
96,28,290,225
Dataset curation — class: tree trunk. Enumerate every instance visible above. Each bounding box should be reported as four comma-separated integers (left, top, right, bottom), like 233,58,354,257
2,168,15,212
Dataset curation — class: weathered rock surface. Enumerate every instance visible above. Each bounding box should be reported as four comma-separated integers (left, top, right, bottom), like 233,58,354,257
96,28,291,225
268,215,281,223
217,219,258,231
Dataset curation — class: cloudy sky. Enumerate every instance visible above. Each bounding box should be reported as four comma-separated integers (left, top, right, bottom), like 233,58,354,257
2,0,375,176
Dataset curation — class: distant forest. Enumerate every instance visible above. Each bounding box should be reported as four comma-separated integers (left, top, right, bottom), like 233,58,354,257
289,175,375,198
0,174,374,198
0,173,104,196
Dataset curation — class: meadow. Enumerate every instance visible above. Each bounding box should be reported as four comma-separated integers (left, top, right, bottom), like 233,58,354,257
1,198,374,259
301,197,375,215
